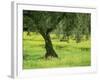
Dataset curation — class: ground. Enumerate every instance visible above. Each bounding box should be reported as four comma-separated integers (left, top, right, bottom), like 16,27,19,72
23,32,91,69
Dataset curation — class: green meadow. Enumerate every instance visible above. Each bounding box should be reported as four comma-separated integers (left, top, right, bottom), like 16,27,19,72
23,32,91,69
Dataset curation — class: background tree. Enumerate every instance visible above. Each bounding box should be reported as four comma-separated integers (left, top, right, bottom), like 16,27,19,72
55,13,91,43
73,13,91,43
60,13,76,42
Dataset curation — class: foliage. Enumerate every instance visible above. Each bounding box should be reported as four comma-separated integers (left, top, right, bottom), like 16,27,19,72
23,10,91,43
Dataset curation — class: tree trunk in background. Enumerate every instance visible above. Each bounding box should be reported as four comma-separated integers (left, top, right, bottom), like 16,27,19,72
27,29,31,36
76,33,81,43
66,36,69,43
43,34,58,59
27,31,30,36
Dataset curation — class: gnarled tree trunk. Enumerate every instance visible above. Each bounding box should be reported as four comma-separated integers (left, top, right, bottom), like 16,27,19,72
45,34,58,58
42,33,58,59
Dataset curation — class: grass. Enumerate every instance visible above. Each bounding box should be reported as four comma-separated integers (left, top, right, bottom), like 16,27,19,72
23,32,91,69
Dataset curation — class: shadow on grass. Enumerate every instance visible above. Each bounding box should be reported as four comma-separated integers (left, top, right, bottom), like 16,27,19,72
23,54,44,61
80,47,90,51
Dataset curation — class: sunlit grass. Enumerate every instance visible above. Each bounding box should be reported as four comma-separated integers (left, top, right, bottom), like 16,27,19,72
23,32,91,69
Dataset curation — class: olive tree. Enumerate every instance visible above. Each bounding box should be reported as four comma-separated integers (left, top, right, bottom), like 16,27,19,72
23,10,66,58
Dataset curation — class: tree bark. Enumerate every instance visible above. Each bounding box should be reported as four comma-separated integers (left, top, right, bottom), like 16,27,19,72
45,34,58,58
42,33,58,59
